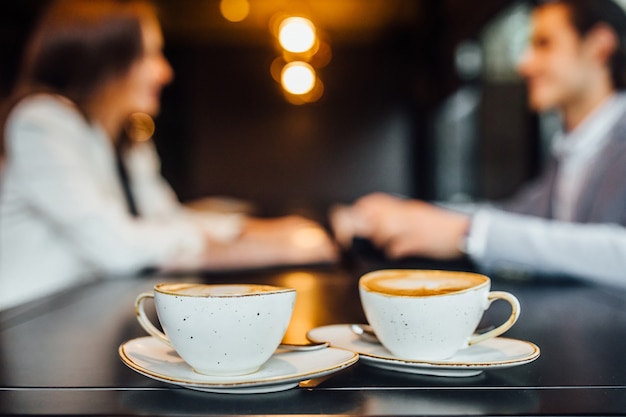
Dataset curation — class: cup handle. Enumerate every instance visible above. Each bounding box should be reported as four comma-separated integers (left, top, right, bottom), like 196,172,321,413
468,291,520,346
134,292,172,347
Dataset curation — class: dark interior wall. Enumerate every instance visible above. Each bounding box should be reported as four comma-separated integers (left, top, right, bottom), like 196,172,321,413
479,82,538,200
155,32,422,217
0,3,41,98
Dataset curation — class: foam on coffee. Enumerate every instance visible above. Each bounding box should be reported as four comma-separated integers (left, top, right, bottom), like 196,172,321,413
156,283,292,297
360,270,487,296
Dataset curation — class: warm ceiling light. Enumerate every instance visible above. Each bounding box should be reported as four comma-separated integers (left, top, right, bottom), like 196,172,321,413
281,62,316,95
278,17,316,53
220,0,249,23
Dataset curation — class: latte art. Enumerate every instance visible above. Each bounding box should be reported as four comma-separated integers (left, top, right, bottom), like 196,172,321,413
358,269,519,360
360,270,487,296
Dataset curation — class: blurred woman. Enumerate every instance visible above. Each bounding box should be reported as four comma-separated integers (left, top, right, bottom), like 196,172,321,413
0,0,337,310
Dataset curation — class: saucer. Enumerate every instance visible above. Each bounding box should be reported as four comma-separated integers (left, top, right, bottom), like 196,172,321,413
119,336,358,394
307,324,540,377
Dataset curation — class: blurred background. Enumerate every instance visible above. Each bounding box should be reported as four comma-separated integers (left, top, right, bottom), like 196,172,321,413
0,0,588,219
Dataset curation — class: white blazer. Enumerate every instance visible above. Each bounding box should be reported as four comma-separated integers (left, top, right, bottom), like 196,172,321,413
0,95,242,310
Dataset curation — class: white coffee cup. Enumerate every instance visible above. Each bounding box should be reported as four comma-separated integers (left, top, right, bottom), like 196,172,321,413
359,269,520,360
135,283,296,376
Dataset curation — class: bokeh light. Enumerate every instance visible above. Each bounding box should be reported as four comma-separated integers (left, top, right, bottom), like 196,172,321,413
278,17,316,53
219,0,249,23
283,78,324,105
281,62,316,95
270,56,285,83
125,112,155,142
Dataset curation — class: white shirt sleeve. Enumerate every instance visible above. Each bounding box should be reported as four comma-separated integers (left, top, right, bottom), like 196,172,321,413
6,96,207,274
465,208,626,289
125,141,245,243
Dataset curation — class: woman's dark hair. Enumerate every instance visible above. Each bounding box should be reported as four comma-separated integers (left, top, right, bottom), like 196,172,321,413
0,0,157,157
543,0,626,89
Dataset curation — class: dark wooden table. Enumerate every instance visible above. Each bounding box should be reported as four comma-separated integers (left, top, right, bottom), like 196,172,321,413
1,253,625,416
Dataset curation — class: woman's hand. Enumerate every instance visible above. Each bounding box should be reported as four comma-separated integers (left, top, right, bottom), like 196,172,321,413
201,215,339,270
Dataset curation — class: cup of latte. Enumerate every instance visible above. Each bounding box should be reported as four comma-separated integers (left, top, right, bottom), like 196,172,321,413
135,283,296,376
359,269,520,361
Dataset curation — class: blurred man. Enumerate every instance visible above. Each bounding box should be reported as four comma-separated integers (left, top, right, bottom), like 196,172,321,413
332,0,626,287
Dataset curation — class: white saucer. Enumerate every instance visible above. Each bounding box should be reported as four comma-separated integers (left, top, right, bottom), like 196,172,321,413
119,336,358,394
307,324,540,377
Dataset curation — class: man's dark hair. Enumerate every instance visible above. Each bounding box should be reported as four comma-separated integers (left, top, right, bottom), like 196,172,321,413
540,0,626,89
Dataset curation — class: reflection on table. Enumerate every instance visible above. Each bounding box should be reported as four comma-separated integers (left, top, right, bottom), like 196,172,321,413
1,252,625,416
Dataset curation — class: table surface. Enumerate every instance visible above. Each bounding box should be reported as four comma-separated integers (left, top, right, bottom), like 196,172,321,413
1,253,625,416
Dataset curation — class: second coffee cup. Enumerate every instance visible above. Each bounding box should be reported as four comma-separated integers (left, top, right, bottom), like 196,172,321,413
135,283,296,376
359,269,520,361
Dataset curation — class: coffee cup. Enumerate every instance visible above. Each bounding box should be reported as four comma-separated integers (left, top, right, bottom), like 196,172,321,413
359,269,520,360
135,283,296,376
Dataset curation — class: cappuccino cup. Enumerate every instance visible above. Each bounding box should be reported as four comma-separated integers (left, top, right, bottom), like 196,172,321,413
135,283,296,376
359,269,520,361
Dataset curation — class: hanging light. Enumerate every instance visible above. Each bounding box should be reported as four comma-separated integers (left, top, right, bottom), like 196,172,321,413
278,17,316,53
281,62,316,95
